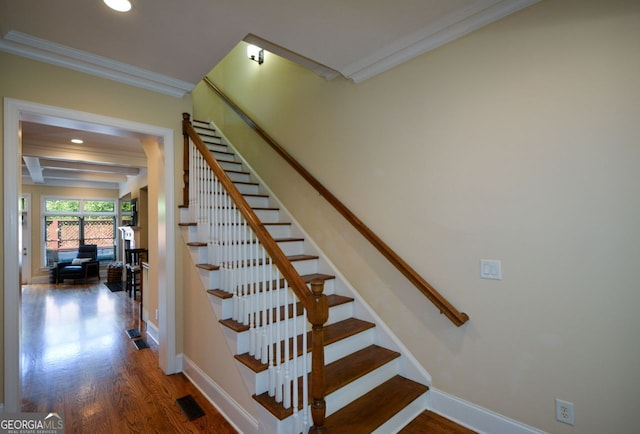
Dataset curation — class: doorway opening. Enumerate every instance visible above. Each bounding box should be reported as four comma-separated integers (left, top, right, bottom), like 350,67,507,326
4,98,177,412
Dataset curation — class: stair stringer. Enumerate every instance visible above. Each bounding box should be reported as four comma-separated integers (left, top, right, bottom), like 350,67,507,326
204,119,432,389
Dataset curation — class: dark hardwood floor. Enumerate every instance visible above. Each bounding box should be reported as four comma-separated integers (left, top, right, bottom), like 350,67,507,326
21,281,237,433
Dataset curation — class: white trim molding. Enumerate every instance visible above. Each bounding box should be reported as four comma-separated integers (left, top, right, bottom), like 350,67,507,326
429,388,547,434
181,355,259,434
340,0,540,83
0,31,195,98
3,98,178,411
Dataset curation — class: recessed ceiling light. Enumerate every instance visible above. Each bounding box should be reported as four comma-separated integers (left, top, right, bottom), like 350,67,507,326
104,0,132,12
71,139,84,144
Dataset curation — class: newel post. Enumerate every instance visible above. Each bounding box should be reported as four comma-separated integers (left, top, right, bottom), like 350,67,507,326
181,112,191,207
309,279,328,433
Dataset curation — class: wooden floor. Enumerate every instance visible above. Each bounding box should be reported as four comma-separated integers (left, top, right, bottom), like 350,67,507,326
21,281,237,434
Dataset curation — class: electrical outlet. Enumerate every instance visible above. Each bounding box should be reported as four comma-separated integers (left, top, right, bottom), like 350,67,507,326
555,398,574,425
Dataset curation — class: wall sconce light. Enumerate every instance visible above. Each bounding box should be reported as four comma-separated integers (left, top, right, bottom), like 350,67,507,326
247,44,264,65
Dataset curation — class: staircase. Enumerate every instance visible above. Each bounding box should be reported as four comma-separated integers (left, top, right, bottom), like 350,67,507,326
179,118,433,433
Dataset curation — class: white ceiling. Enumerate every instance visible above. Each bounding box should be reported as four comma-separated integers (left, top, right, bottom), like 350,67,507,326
0,0,538,190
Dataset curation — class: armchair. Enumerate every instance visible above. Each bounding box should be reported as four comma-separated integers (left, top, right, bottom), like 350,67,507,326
56,244,101,284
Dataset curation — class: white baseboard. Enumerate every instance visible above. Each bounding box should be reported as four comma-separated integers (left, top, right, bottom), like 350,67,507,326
430,388,547,434
181,354,258,434
145,320,159,346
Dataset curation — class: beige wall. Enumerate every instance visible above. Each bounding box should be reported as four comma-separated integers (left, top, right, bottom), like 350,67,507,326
1,51,191,404
194,1,640,432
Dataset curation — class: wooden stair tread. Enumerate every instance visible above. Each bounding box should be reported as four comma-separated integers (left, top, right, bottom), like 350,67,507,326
287,254,319,262
324,345,400,395
253,345,400,420
224,169,250,176
399,410,476,433
196,263,220,271
323,375,428,432
210,149,234,156
206,289,233,299
233,180,259,186
187,241,207,247
274,237,304,243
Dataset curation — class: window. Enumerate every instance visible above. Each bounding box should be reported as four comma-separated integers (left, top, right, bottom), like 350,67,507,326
43,198,117,267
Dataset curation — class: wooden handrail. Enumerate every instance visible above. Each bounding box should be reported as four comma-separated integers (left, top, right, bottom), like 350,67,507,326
182,113,327,321
201,77,469,327
183,113,329,431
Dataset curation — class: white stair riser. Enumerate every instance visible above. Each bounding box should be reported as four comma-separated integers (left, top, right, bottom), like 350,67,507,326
291,258,319,276
264,224,292,239
225,171,252,183
324,327,376,365
211,151,236,162
206,143,228,153
194,131,223,145
253,208,281,222
276,240,304,256
325,359,399,417
234,182,260,195
219,160,243,172
243,195,270,208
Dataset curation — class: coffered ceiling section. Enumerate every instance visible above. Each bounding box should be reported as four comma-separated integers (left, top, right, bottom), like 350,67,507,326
0,0,538,95
21,121,146,190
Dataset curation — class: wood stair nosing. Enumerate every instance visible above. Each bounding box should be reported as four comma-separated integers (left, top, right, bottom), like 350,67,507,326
187,241,207,247
233,317,374,374
207,288,233,299
252,345,402,420
196,263,220,271
224,168,251,176
322,375,429,432
210,149,234,157
221,294,353,334
232,180,260,188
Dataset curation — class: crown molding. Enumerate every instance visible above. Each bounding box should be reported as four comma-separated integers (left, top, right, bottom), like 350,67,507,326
340,0,540,83
243,34,340,81
0,31,195,98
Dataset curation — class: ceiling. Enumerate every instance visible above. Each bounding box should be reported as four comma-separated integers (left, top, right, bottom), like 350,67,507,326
1,0,538,191
21,120,147,191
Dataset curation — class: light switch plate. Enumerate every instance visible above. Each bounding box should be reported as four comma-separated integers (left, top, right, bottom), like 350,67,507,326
480,259,502,280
